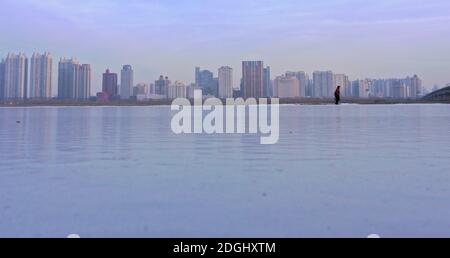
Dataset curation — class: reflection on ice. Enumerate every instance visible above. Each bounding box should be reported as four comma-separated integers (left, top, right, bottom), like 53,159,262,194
0,105,450,237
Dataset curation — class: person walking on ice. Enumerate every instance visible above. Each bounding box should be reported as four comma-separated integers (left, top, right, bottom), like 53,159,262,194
335,85,341,105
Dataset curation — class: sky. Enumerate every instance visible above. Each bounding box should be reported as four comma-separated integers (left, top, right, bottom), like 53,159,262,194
1,0,450,94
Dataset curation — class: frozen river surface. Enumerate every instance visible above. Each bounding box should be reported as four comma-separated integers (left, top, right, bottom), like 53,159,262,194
0,104,450,237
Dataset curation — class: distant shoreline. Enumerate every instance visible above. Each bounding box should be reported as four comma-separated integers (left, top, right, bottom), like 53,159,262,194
0,98,449,107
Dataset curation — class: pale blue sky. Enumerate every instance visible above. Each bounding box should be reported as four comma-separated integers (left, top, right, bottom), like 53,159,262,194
1,0,450,93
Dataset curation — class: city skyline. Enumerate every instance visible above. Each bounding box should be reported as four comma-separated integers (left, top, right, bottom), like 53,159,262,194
0,51,428,100
1,0,449,92
0,50,442,97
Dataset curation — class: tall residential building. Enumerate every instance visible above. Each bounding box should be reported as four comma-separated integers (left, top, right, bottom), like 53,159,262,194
405,75,422,98
0,61,4,100
102,69,118,98
29,52,52,99
334,74,349,97
286,71,309,97
2,53,28,99
133,83,149,97
58,58,79,99
414,75,423,98
371,79,386,98
167,81,187,99
58,58,91,100
313,71,334,98
77,64,91,100
263,66,271,97
242,61,264,98
195,67,217,96
218,66,233,98
273,75,300,98
120,65,133,99
195,67,200,85
352,80,369,98
213,77,219,96
187,83,202,99
154,75,171,96
392,80,406,98
351,80,360,98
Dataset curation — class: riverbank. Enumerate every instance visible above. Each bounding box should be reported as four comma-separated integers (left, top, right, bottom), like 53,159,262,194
0,97,448,107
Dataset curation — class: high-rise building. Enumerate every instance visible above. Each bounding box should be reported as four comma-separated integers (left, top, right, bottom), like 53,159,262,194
351,80,359,98
0,61,5,100
371,79,386,98
263,66,271,97
405,75,422,98
218,66,233,98
392,80,406,98
58,58,79,99
186,83,201,99
120,65,133,99
413,75,422,98
351,80,369,98
286,71,309,97
213,77,219,96
313,71,334,98
273,75,300,98
77,64,91,100
195,67,200,86
195,67,217,96
365,79,375,98
334,74,349,97
242,61,264,98
102,69,118,98
167,81,187,99
308,78,314,97
133,83,149,97
58,58,91,100
29,52,52,99
154,75,171,96
2,53,28,99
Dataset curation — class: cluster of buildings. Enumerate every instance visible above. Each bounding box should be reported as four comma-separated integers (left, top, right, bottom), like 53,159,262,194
272,71,423,99
0,52,425,101
0,53,52,100
97,65,236,101
0,53,92,101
